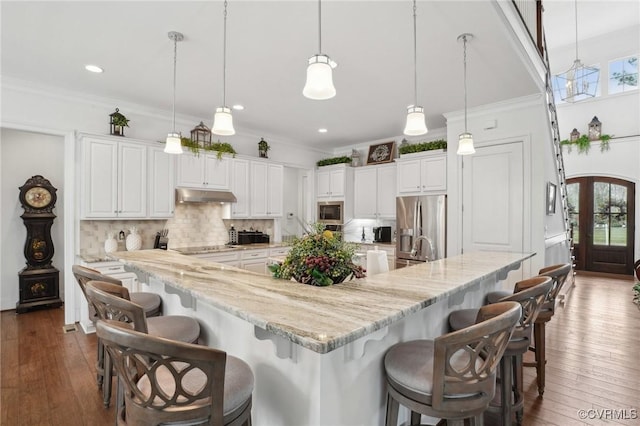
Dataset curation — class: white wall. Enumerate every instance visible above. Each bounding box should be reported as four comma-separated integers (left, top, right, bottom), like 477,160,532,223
445,94,567,277
1,129,65,310
1,78,330,168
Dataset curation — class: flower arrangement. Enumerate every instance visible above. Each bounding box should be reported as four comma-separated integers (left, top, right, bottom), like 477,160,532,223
269,223,366,286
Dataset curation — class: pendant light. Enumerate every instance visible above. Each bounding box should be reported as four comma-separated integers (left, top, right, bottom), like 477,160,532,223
212,0,235,135
164,31,184,154
554,0,599,102
456,33,475,156
303,0,337,100
403,0,427,136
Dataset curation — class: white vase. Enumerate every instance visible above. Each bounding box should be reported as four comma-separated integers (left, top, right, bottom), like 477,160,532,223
104,232,118,253
126,227,142,251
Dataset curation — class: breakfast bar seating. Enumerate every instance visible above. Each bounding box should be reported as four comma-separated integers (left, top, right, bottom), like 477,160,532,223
85,280,201,409
96,320,254,426
384,301,522,426
72,265,163,390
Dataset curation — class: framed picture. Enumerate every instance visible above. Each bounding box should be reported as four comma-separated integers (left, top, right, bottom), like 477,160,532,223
366,141,395,165
547,182,557,215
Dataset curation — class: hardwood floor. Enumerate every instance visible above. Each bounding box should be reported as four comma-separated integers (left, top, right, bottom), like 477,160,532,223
1,273,639,425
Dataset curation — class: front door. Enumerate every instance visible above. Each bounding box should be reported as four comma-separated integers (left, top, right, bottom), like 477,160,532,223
567,177,635,275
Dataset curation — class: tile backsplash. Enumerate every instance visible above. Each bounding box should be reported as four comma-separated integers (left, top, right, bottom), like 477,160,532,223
79,204,276,257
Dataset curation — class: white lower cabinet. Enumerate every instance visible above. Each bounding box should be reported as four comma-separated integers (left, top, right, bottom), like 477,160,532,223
240,249,270,274
192,252,240,267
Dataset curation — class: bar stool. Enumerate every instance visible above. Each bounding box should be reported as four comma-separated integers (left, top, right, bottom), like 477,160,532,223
96,320,253,426
448,276,552,425
384,301,521,426
72,265,162,390
85,280,201,408
486,263,572,397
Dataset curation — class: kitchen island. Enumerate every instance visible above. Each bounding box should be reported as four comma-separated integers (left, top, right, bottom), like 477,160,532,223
110,249,533,426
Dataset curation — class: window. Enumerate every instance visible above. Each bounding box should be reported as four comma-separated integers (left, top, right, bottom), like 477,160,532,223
608,56,638,95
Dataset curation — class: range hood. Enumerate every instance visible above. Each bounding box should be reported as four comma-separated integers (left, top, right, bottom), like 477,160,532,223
175,188,237,203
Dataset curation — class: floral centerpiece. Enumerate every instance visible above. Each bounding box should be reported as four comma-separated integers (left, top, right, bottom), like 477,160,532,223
269,223,366,286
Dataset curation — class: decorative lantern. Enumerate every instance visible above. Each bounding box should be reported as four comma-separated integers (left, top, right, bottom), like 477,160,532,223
570,128,580,141
109,108,129,137
190,121,211,148
588,116,602,141
351,149,361,167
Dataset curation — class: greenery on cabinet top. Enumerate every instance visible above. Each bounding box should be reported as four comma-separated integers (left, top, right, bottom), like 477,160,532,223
560,134,611,154
180,137,237,158
399,139,447,155
317,156,352,167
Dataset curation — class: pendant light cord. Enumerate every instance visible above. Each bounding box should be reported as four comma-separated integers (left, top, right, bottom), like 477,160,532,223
463,35,468,132
171,35,177,133
573,0,579,60
318,0,322,53
412,0,418,106
223,0,228,107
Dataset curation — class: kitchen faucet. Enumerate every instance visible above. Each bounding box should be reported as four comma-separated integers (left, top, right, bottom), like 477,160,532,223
410,235,434,260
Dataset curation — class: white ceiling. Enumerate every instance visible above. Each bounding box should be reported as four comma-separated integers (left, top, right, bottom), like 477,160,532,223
1,1,635,150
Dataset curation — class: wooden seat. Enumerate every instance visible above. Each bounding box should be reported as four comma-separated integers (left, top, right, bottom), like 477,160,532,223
384,301,522,426
72,265,162,391
85,280,201,408
486,263,572,397
96,320,253,426
449,276,553,425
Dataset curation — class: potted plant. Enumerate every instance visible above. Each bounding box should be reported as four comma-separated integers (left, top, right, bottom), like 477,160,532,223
109,108,130,137
316,156,352,167
560,134,611,154
180,137,237,158
258,138,270,158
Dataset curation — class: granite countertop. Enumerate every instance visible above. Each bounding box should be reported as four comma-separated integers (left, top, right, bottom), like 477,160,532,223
108,249,533,354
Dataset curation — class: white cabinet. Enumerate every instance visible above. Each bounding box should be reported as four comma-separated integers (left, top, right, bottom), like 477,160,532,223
316,164,352,199
396,152,447,194
240,249,270,274
81,137,147,219
148,146,175,218
176,152,230,189
250,162,283,217
230,158,250,218
354,163,396,219
192,252,240,267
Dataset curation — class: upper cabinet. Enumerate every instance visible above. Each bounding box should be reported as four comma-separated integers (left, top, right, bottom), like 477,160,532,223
176,152,230,189
148,146,175,218
317,164,351,199
396,151,447,195
250,162,283,217
230,158,250,218
354,163,396,219
81,136,147,219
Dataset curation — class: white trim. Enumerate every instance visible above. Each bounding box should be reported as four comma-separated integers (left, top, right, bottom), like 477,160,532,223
443,93,544,122
545,233,569,248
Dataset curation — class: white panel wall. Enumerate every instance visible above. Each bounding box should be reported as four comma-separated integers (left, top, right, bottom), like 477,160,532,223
1,129,65,311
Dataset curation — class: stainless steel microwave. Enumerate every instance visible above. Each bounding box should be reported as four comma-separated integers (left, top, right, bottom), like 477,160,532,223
317,201,344,225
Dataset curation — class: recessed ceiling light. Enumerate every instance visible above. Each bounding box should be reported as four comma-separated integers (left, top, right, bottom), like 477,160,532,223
85,64,104,73
318,128,328,133
232,104,244,111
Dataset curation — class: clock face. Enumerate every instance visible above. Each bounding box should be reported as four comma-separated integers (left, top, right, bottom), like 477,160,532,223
25,187,53,209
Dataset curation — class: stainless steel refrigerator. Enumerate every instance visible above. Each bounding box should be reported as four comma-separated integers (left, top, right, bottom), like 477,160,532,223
396,195,446,268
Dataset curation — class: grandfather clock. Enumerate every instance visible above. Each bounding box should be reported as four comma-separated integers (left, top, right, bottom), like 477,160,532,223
16,175,63,313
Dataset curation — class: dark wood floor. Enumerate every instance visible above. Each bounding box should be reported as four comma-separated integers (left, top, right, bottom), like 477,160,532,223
1,273,639,425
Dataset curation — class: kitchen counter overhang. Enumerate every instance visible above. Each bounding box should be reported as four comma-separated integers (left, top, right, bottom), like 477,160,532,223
108,249,534,354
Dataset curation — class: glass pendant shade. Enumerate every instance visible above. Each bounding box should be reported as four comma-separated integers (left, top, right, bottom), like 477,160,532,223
303,55,337,100
165,132,183,154
212,107,235,136
403,106,428,136
457,132,475,155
